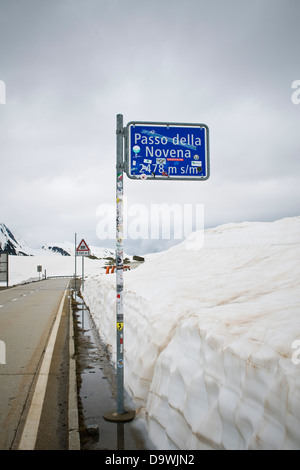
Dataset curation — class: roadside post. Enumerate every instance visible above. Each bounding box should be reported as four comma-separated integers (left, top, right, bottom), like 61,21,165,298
104,114,135,423
104,114,210,423
74,233,77,291
37,265,42,281
76,239,90,292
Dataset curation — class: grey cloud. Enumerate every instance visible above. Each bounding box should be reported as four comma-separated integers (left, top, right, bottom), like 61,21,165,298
0,0,299,252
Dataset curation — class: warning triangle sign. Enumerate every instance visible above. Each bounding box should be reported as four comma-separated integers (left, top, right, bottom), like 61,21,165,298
76,239,90,252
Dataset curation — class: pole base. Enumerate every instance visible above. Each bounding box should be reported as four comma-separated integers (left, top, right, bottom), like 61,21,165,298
103,409,135,423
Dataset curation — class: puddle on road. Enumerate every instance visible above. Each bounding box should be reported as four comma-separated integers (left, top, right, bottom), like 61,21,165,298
72,294,152,450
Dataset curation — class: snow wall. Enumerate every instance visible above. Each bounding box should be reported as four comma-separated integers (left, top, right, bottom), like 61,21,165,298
82,216,300,450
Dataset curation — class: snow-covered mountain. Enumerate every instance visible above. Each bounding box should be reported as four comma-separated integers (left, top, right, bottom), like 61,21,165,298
0,223,34,256
0,223,116,259
41,243,72,256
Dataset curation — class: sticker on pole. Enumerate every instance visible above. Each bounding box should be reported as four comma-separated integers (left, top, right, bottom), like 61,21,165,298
76,239,90,256
125,121,210,181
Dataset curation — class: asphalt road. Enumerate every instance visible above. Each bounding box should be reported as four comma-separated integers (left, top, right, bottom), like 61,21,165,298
0,278,71,450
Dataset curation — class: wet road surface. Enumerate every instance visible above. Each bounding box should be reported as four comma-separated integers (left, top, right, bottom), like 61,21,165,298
72,295,153,450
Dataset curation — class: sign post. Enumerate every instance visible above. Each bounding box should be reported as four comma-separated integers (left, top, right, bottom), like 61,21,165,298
104,114,135,423
74,233,77,290
104,115,210,423
37,265,42,281
76,239,90,292
115,114,125,416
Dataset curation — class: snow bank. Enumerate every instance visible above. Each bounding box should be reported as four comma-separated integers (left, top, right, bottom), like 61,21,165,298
82,216,300,450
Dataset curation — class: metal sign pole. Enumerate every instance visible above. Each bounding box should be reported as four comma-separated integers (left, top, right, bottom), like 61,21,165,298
104,114,135,423
82,254,84,292
74,233,77,290
116,113,124,414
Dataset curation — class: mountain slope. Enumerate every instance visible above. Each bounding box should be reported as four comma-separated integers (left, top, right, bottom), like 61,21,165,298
0,223,118,259
0,224,30,256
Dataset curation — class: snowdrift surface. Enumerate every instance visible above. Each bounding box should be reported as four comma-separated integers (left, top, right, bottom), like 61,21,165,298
83,217,300,450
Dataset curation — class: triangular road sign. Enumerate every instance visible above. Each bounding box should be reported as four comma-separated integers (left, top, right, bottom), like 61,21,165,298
76,239,90,253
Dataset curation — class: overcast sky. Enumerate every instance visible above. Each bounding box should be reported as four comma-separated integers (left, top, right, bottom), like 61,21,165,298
0,0,299,254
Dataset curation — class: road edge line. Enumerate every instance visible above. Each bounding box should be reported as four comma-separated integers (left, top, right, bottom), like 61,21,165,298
68,293,81,450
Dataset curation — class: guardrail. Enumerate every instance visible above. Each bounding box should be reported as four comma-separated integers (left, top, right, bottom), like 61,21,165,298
47,275,78,279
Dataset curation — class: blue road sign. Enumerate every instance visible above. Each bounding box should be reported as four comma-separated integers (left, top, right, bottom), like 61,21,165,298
125,121,209,181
